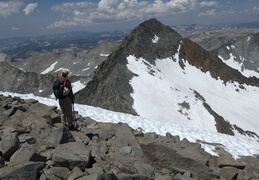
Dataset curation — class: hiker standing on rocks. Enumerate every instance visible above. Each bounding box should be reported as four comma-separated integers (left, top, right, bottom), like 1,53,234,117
58,69,74,129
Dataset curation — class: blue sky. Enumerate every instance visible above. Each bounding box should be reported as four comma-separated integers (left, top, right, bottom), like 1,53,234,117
0,0,259,39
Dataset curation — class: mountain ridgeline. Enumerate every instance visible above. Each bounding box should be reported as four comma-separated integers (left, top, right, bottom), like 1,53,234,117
75,18,259,111
75,18,182,114
1,18,259,137
75,18,259,137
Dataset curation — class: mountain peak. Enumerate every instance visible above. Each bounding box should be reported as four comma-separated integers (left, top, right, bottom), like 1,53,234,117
121,18,182,63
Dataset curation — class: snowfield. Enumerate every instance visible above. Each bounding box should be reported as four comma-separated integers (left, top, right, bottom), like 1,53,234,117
127,47,259,135
2,42,259,161
1,90,259,160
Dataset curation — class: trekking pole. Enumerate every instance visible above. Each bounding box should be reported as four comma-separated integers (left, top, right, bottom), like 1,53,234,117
72,103,77,128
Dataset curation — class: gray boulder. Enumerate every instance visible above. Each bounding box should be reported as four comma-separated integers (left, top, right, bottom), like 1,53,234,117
0,161,45,179
41,123,75,148
52,141,91,171
10,143,46,164
0,129,19,160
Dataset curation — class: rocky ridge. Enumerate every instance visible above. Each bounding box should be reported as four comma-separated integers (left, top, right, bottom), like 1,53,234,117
76,18,259,111
75,19,259,138
75,18,182,114
175,25,259,75
0,40,120,98
1,94,259,180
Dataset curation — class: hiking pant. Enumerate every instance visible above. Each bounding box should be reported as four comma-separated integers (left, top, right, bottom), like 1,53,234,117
59,96,73,127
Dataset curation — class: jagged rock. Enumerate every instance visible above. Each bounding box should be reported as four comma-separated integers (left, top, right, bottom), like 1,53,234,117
219,167,239,180
67,166,85,180
215,147,245,169
18,134,36,144
140,142,219,179
29,102,58,119
0,156,5,168
110,123,144,157
9,143,46,164
87,142,107,161
173,139,212,165
80,173,118,180
0,161,45,179
41,123,75,148
42,166,71,180
1,90,259,179
71,130,91,145
0,62,56,96
52,142,91,171
28,113,53,145
117,174,150,180
155,174,174,180
0,129,19,160
179,38,259,87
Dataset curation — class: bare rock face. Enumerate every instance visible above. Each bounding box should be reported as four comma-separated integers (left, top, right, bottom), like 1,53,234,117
0,61,55,96
179,38,259,87
52,142,91,171
1,94,259,179
75,18,182,114
0,51,12,62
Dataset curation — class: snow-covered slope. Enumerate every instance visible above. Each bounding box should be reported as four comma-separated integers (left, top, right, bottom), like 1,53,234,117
75,19,259,139
127,44,259,136
219,52,259,78
0,91,258,159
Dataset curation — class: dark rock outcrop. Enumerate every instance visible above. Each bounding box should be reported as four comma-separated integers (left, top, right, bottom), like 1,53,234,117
75,18,182,114
0,61,82,97
0,94,259,179
75,18,259,116
179,38,259,86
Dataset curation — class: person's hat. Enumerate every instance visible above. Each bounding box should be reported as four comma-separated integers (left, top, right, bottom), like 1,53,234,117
61,69,69,75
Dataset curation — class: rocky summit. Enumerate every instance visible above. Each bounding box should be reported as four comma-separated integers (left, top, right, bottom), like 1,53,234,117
74,18,259,138
75,18,182,114
0,94,259,179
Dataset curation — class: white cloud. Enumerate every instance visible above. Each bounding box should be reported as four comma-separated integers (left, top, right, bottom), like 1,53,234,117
51,2,94,13
11,27,19,31
200,1,218,7
23,3,39,16
198,9,216,17
0,0,24,18
47,0,198,29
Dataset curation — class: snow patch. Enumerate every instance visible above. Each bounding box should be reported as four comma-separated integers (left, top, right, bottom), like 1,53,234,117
219,55,259,78
152,35,160,43
72,80,86,93
1,90,259,159
41,62,58,74
100,54,109,57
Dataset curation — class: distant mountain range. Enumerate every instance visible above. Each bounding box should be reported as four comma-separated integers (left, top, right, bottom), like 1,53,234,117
2,20,259,62
1,19,259,139
0,30,129,61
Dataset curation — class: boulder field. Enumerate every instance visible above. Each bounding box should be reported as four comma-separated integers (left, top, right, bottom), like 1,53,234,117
0,94,258,180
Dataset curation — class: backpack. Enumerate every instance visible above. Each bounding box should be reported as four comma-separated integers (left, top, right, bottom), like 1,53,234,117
53,79,69,99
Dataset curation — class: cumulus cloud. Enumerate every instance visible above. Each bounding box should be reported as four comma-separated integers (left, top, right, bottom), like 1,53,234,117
198,9,216,17
23,3,39,16
47,0,198,29
51,2,94,13
0,0,24,17
200,1,218,7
